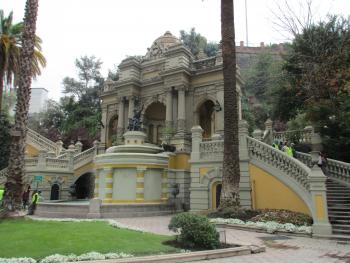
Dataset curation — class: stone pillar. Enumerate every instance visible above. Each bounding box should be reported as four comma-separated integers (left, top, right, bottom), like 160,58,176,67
55,139,63,156
117,98,125,144
177,86,186,135
166,89,173,130
75,139,83,153
66,149,75,171
252,129,263,141
128,96,135,120
264,118,273,145
239,120,252,208
104,168,113,202
38,150,48,169
94,169,99,198
191,126,203,161
308,166,332,236
136,167,146,201
100,106,107,146
161,169,168,201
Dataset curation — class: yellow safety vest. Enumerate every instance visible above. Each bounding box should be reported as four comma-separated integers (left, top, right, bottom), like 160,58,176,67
286,147,293,157
32,193,39,204
0,189,4,200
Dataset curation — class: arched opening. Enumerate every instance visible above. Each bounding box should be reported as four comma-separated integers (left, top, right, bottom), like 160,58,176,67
107,115,118,147
212,182,222,209
50,184,60,200
74,172,94,199
144,102,166,144
198,100,215,139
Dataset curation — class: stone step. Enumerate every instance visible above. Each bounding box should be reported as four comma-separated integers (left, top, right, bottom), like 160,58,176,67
333,229,350,236
330,219,350,225
329,211,350,216
314,234,350,241
332,224,350,230
329,215,350,219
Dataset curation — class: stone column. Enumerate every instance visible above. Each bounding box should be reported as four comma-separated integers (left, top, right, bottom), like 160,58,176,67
94,169,100,198
100,106,107,146
128,96,135,120
177,86,186,135
264,118,273,145
161,169,168,201
116,98,125,144
165,88,173,131
191,126,203,161
239,120,252,208
136,167,146,201
38,150,48,169
308,166,332,236
104,168,113,202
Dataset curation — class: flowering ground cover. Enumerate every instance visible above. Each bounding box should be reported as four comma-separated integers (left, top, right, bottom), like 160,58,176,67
0,218,177,261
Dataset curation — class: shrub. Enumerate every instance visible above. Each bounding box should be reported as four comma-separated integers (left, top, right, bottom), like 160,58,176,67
250,209,313,226
207,207,261,221
168,213,220,250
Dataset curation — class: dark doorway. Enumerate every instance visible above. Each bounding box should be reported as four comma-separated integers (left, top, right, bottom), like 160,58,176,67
50,184,60,200
75,173,94,199
216,184,222,209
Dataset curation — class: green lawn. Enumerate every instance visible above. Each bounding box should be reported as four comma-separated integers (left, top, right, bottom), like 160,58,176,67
0,218,177,260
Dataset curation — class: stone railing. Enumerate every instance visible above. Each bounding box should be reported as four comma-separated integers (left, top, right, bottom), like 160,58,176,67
192,57,216,70
46,158,70,170
27,128,60,154
273,128,313,144
199,140,224,160
295,151,350,184
25,158,39,167
247,136,311,191
73,147,96,169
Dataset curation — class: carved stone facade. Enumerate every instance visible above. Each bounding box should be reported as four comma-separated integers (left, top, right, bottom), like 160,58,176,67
100,31,243,150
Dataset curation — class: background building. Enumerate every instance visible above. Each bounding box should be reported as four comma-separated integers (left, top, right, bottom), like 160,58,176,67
29,87,48,114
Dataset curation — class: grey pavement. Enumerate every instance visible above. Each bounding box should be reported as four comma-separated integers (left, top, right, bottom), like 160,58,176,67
114,216,350,263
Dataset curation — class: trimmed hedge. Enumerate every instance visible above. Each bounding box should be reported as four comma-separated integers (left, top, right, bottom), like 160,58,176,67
168,213,220,249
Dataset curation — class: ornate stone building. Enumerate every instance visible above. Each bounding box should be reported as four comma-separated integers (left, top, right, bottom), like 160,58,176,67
100,31,243,150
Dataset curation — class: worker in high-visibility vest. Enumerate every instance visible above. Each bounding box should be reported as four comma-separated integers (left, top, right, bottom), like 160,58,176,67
28,190,40,215
0,188,4,206
272,141,280,150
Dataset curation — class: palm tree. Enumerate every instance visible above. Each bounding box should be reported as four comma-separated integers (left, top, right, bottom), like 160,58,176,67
220,0,240,208
2,0,40,213
0,9,46,113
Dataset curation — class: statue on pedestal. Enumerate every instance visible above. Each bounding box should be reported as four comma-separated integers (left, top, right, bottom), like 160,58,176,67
127,105,144,131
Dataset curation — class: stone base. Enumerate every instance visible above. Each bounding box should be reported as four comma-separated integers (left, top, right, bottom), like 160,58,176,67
312,222,332,236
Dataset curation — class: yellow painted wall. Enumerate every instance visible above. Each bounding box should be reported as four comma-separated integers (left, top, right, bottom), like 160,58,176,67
250,164,311,216
26,144,39,157
169,153,190,170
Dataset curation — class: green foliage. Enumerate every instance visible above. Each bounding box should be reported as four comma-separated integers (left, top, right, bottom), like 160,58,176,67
207,208,261,221
168,213,220,249
276,15,350,161
0,113,11,169
250,209,313,226
180,28,219,57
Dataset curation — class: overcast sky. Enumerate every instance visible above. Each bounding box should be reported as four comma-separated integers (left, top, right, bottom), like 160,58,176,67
2,0,349,100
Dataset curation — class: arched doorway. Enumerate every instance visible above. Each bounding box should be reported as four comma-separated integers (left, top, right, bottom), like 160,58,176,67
50,184,60,200
75,173,94,199
212,182,222,209
198,100,215,139
144,102,166,144
107,115,118,147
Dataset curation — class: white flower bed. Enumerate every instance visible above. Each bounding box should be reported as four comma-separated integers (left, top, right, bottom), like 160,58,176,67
0,252,133,263
210,218,312,234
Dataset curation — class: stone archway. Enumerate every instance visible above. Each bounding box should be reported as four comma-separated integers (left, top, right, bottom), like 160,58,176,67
212,182,222,209
107,115,118,147
144,102,166,144
198,100,215,139
50,183,60,200
74,172,94,199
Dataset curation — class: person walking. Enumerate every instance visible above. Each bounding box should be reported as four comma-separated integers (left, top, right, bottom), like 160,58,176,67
0,188,4,207
28,190,40,215
272,140,279,150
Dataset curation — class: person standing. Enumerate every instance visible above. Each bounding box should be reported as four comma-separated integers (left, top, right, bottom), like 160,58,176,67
28,190,39,215
0,188,4,207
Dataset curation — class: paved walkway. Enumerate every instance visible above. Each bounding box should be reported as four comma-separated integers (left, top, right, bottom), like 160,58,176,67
115,216,350,263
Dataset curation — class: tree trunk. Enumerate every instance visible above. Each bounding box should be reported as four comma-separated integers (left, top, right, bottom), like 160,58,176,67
3,0,39,213
0,72,4,113
220,0,240,208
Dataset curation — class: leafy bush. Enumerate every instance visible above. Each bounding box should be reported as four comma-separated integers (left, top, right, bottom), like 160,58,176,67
250,209,313,226
168,213,220,250
207,208,261,221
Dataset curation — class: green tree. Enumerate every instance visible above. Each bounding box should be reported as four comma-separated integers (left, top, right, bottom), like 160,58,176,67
275,15,350,161
4,0,40,213
220,0,240,208
0,9,46,113
180,28,219,57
